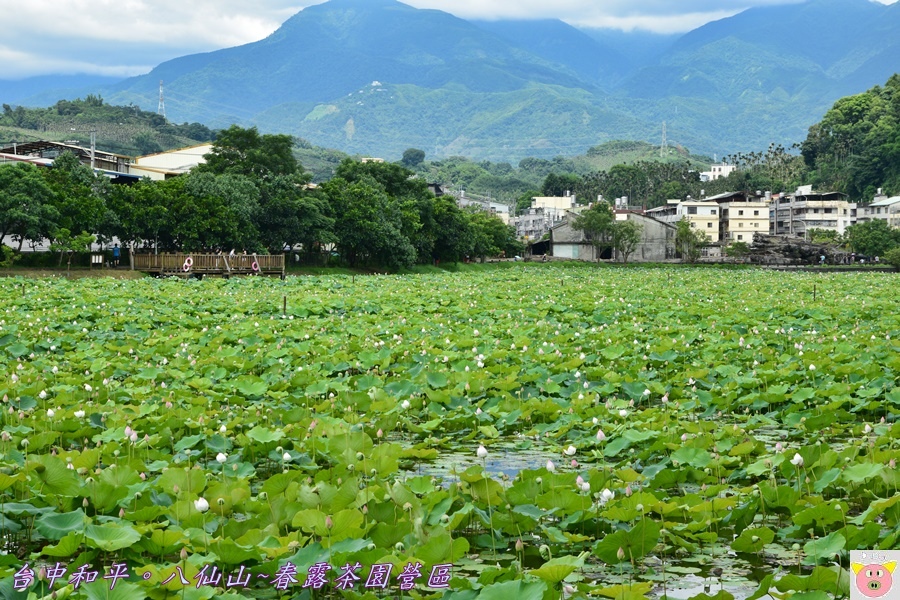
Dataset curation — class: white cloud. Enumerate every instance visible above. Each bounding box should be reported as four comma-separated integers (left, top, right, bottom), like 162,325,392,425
0,0,897,79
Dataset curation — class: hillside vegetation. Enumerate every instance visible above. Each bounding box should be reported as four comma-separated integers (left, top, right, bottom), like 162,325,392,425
0,95,214,157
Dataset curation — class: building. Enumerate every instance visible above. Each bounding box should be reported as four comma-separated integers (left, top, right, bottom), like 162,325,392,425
770,186,854,238
458,194,511,224
550,212,676,262
857,189,900,228
0,140,137,183
700,163,736,182
129,144,213,180
510,193,577,240
708,191,770,244
646,199,721,243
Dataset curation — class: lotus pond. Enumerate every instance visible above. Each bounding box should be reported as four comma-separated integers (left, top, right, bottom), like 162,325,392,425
0,265,898,600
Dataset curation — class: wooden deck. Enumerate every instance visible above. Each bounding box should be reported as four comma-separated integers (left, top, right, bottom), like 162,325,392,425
132,253,285,278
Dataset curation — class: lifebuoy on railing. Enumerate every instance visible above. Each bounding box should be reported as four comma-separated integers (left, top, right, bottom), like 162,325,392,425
251,261,260,272
182,262,191,272
185,256,194,267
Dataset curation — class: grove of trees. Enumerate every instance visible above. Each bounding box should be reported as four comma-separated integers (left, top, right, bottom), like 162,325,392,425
0,126,521,270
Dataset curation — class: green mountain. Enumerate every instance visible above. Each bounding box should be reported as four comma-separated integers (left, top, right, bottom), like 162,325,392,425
10,0,900,162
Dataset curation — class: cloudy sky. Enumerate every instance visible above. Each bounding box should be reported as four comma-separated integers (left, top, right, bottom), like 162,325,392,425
0,0,895,79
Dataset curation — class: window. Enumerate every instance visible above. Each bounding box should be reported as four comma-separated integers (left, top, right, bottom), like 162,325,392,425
707,222,713,228
739,222,744,227
753,210,759,216
690,222,696,227
688,207,697,215
711,209,717,215
738,235,744,240
755,223,759,228
738,210,744,216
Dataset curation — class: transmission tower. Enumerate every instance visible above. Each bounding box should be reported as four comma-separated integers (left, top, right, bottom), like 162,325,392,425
660,121,668,157
157,80,166,120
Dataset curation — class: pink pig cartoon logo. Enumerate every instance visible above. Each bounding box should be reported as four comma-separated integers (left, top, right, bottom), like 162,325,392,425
852,561,896,598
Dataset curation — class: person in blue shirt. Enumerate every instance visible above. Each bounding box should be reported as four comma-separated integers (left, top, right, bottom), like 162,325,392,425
112,244,120,267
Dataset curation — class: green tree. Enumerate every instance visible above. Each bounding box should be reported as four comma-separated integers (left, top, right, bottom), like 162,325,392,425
571,201,614,262
611,219,643,264
323,177,416,270
676,218,708,263
0,163,59,250
199,125,299,179
724,241,751,260
541,173,580,197
883,247,900,271
845,219,900,257
43,151,109,237
806,228,843,245
50,228,95,272
401,148,426,168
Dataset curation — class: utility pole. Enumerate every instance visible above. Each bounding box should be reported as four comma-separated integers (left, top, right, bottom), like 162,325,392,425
90,130,96,171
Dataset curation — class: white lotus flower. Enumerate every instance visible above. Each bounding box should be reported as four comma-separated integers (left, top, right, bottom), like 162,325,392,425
84,384,92,392
581,482,591,493
39,390,47,400
283,452,291,461
790,453,804,467
74,410,85,418
477,445,488,459
46,408,55,418
564,445,577,456
216,453,228,464
546,460,556,472
401,399,411,410
194,497,210,512
619,409,628,418
596,430,606,442
599,488,615,505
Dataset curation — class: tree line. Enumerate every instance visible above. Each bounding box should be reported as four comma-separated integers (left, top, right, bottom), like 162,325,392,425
0,126,522,270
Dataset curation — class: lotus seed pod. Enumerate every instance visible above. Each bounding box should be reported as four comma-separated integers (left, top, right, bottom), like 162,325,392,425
395,542,405,552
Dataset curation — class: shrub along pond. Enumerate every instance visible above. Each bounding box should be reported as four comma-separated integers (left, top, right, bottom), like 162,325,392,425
0,265,897,599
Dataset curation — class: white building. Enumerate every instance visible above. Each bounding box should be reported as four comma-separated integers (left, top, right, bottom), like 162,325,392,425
700,163,736,182
510,193,577,240
770,186,855,238
129,144,213,180
857,189,900,228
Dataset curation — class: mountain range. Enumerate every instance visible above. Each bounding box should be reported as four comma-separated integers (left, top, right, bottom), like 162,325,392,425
3,0,899,162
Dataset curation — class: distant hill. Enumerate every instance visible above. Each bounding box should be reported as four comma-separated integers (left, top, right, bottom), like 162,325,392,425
7,0,900,162
0,74,124,106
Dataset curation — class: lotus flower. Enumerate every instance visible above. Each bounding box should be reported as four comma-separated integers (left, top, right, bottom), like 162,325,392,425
216,453,227,464
599,488,614,505
477,445,488,459
46,409,55,418
564,445,576,456
790,453,804,467
74,410,85,418
194,497,209,512
546,460,556,472
596,430,606,442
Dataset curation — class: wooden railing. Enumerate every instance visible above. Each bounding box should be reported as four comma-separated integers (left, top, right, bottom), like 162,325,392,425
132,253,284,276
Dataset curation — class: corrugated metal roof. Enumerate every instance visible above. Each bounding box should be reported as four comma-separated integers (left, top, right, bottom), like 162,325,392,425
868,196,900,207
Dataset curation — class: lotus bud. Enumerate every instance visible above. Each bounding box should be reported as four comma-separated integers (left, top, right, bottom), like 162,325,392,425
617,547,626,561
516,538,524,552
180,547,188,560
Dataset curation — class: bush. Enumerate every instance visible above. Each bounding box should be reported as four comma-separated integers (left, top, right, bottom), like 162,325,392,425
884,247,900,271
